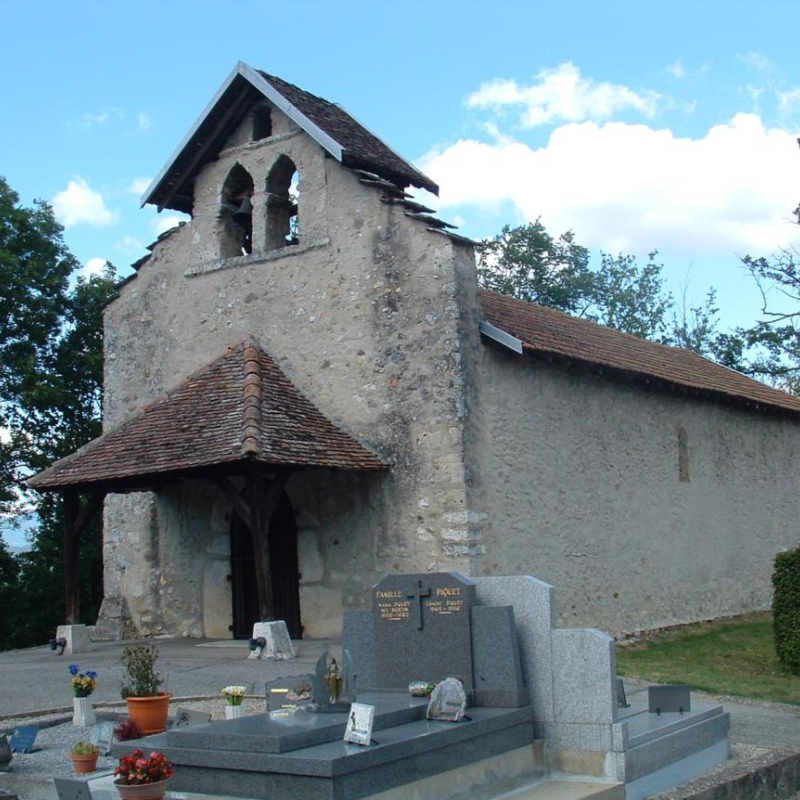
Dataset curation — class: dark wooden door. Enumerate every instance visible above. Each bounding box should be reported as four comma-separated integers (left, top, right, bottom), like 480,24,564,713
230,492,302,639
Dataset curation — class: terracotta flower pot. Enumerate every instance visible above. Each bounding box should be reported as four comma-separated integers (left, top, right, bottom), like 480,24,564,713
71,753,99,774
114,777,172,800
125,693,172,735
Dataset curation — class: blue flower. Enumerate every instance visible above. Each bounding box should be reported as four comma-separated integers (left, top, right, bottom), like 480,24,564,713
68,664,79,675
86,671,97,679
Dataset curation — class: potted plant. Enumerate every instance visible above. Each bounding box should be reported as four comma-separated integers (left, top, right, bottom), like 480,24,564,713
114,749,174,800
69,664,98,727
120,645,171,735
71,741,100,774
222,685,246,719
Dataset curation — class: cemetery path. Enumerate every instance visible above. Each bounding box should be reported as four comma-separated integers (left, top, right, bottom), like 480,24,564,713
0,637,334,719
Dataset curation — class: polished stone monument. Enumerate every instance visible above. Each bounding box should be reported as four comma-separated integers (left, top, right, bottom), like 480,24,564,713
114,572,731,800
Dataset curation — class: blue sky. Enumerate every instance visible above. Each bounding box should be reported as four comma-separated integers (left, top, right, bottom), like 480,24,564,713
2,1,800,545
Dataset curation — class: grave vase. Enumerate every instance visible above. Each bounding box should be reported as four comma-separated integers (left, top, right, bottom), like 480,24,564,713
225,704,244,720
73,696,96,727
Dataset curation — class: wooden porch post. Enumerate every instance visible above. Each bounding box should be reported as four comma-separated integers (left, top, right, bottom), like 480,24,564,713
62,489,106,625
244,467,290,622
63,490,80,624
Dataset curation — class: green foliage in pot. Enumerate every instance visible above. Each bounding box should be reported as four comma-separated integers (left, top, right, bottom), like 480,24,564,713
72,742,100,756
120,644,164,698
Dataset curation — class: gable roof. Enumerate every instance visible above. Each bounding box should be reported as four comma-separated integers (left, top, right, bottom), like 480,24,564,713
143,62,438,214
29,341,386,492
480,290,800,417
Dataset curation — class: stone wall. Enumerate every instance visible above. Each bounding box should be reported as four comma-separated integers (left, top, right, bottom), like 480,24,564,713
470,348,800,635
100,106,483,638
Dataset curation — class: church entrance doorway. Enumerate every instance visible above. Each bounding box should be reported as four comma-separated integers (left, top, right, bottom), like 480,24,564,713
229,491,302,639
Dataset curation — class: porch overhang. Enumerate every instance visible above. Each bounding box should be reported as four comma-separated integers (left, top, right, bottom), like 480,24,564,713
28,340,388,494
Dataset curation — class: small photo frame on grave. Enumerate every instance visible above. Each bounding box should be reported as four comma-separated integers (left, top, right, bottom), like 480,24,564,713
343,703,375,746
88,721,115,755
53,778,93,800
10,725,38,753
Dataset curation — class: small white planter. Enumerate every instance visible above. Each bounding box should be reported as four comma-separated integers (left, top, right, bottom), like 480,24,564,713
73,696,96,727
225,705,244,720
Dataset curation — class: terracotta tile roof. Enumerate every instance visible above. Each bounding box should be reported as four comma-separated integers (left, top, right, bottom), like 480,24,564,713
29,342,387,491
258,72,437,194
480,289,800,416
143,64,437,213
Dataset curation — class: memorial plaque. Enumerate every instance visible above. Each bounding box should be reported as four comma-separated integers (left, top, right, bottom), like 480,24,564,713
10,726,38,753
88,721,115,755
266,676,314,713
648,684,691,715
54,778,93,800
343,703,375,746
373,572,476,690
426,677,467,722
171,708,212,728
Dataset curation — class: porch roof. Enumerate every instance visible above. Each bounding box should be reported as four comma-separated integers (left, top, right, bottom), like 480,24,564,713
28,341,387,493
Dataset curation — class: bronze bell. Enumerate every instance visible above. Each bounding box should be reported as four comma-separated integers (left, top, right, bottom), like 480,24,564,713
232,195,253,223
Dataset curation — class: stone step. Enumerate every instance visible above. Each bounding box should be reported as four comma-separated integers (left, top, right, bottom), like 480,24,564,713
495,779,624,800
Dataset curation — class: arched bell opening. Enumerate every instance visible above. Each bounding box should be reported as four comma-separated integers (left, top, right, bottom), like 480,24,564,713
220,163,255,257
266,155,300,251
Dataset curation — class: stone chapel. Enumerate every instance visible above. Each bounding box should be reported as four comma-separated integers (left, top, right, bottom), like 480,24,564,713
30,63,800,641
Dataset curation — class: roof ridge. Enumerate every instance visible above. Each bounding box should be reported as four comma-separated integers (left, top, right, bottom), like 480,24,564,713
241,340,262,457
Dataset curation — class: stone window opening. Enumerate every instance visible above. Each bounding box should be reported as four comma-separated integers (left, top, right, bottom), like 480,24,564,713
252,102,272,141
266,155,300,251
677,426,690,483
220,164,255,257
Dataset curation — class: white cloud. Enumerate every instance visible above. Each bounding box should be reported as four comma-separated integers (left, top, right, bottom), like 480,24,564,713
83,258,109,277
152,214,187,236
138,112,153,133
52,176,118,228
666,60,686,80
738,51,774,72
777,88,800,113
128,177,152,195
420,113,800,257
71,107,121,129
115,235,144,255
467,63,660,128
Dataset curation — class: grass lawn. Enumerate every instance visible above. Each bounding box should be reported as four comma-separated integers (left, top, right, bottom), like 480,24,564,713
616,612,800,706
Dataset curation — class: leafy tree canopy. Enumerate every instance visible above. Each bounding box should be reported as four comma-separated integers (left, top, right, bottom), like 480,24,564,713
477,219,741,362
0,176,118,650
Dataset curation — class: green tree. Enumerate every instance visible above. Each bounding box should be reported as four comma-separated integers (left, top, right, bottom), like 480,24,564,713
592,251,672,339
0,537,20,650
0,177,76,513
477,220,594,314
478,221,738,357
0,176,117,649
738,249,800,393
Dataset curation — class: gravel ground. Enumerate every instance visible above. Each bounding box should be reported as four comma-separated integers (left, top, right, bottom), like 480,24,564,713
2,696,263,779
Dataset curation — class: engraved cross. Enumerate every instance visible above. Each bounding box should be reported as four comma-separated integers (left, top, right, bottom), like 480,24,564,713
406,580,431,630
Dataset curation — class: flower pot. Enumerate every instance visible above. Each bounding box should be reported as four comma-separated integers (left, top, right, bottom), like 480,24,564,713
71,753,99,774
225,705,244,720
125,694,172,735
114,777,172,800
73,696,96,727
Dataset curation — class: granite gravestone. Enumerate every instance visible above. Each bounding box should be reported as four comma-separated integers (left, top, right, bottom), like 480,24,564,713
373,572,476,690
